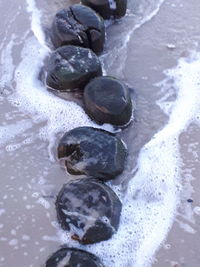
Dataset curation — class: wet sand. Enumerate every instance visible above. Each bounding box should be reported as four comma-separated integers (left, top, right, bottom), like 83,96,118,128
0,0,200,266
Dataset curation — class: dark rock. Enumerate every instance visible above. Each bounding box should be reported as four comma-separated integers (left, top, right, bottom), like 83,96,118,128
51,4,105,54
83,76,132,126
46,46,102,91
56,179,122,244
46,247,104,267
114,0,127,18
81,0,127,19
81,0,111,20
57,127,127,180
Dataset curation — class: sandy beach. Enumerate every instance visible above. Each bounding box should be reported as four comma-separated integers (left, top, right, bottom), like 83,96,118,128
0,0,200,266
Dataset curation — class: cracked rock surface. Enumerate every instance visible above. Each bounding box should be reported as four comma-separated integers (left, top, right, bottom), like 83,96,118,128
46,247,104,267
84,76,133,126
51,4,105,54
46,45,102,91
81,0,127,20
57,127,127,180
56,179,122,244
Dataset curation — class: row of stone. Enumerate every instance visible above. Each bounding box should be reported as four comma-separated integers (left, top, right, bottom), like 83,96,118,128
56,127,126,243
46,2,133,127
47,127,125,266
46,46,132,127
45,1,128,266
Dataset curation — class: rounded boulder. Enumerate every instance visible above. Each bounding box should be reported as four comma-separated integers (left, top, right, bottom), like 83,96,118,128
56,179,122,244
51,4,105,54
57,127,127,180
83,76,133,126
46,45,102,91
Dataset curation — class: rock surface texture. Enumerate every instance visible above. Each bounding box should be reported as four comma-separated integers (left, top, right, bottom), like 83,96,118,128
51,4,105,54
81,0,127,19
46,247,104,267
56,179,122,244
84,76,133,126
57,127,127,180
46,45,102,91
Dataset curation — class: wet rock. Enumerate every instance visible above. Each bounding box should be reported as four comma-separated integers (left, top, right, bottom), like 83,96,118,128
114,0,127,18
46,247,104,267
56,179,122,244
51,4,105,54
84,76,132,126
81,0,127,19
57,127,127,180
46,46,102,91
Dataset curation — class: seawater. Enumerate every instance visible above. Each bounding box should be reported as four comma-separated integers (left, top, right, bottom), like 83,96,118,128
0,0,200,266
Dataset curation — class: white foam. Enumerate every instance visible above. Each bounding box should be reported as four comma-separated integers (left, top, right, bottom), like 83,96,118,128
36,197,51,209
0,34,17,94
26,0,47,48
0,120,33,146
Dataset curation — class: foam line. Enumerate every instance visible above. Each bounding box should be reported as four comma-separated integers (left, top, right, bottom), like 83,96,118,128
26,0,48,48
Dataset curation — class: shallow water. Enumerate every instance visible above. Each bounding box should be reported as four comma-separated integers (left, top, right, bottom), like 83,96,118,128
0,0,200,266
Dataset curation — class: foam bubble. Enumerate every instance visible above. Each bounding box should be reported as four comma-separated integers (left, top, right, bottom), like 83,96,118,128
0,209,6,216
9,239,18,246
